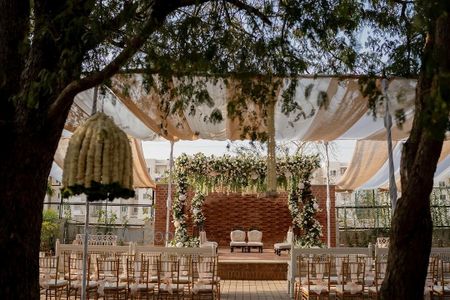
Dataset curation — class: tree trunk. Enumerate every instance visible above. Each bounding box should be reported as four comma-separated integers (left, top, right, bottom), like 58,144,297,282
380,5,450,299
0,121,65,299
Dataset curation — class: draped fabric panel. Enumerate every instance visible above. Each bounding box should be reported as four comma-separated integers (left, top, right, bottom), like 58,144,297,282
63,74,450,191
337,141,450,191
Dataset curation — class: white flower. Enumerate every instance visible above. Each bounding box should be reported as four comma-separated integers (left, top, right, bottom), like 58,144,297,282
174,220,180,228
313,203,319,210
298,182,304,189
176,242,183,248
285,171,292,178
251,172,259,180
179,194,187,201
193,208,200,215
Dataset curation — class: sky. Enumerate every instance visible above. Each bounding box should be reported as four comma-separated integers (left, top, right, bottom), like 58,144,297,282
142,139,357,164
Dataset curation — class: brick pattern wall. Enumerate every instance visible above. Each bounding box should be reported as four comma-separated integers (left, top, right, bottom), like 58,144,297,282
154,184,336,247
218,262,288,280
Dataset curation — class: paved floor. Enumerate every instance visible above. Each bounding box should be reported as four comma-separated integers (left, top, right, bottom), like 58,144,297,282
221,280,291,300
41,280,292,299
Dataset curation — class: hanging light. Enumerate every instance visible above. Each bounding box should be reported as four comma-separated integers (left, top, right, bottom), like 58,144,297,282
61,112,134,201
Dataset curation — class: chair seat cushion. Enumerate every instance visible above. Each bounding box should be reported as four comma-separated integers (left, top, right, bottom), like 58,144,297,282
159,283,186,292
135,283,155,290
104,283,127,290
46,279,68,287
247,242,263,247
336,284,363,294
230,242,247,247
274,242,291,249
201,241,218,248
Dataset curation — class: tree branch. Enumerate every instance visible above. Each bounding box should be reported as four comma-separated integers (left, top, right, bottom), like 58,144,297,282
225,0,272,26
83,2,139,51
47,3,165,120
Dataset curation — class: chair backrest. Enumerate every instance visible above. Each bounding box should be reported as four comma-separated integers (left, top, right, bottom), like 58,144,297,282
68,255,92,286
373,259,387,292
247,230,262,242
200,231,207,244
127,258,150,289
306,260,331,293
340,261,365,289
97,257,121,287
286,231,294,244
157,258,182,291
191,256,216,294
39,256,60,286
230,230,246,242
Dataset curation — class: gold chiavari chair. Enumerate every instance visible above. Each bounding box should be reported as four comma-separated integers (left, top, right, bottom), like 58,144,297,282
96,257,127,299
157,258,186,300
190,255,217,299
68,255,98,299
39,256,69,300
336,260,365,299
127,257,156,300
367,259,387,300
300,259,331,300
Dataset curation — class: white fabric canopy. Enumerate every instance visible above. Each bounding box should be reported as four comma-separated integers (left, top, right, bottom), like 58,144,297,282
337,141,450,191
88,74,416,142
64,74,448,191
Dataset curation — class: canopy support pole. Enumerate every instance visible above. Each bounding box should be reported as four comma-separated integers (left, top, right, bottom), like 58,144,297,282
81,196,89,300
165,140,175,246
324,141,331,248
82,86,98,300
382,78,398,212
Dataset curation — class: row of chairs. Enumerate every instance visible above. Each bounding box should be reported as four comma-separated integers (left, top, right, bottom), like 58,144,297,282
295,254,450,300
294,255,386,300
39,252,220,300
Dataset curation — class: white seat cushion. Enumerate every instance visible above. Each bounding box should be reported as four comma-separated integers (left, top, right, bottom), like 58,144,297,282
230,241,247,246
274,242,291,249
247,242,263,247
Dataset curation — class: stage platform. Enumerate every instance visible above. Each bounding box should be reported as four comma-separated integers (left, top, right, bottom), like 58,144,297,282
217,248,289,280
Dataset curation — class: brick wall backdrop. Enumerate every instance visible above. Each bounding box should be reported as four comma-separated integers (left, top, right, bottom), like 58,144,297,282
154,184,336,247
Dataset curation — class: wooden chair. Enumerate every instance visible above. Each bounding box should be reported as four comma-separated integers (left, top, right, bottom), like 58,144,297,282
68,255,98,299
141,253,161,285
39,256,69,300
335,260,365,299
367,259,387,300
127,258,156,300
96,257,127,299
295,256,310,300
300,260,331,300
190,255,218,299
157,258,186,299
432,259,450,300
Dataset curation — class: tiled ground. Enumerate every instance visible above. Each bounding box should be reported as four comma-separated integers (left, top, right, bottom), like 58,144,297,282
41,280,292,299
220,280,291,300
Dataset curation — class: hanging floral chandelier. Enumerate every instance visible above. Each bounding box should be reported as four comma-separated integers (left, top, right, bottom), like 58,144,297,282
61,112,134,201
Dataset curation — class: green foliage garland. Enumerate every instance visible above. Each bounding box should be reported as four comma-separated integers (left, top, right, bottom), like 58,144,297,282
174,152,320,194
296,182,323,248
191,191,206,229
171,155,199,247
